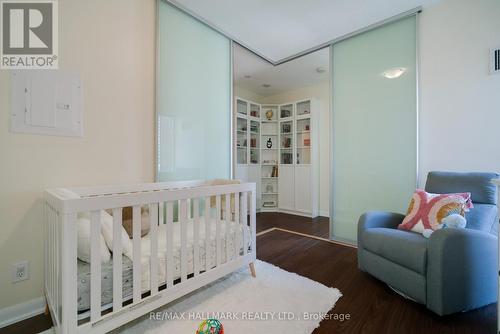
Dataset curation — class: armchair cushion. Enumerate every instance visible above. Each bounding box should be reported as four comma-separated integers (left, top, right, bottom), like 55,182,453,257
361,228,428,275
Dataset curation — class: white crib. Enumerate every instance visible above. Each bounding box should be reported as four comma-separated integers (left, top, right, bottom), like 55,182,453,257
44,180,256,334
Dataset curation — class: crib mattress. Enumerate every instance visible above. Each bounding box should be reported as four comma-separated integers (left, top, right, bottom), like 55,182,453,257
77,219,250,312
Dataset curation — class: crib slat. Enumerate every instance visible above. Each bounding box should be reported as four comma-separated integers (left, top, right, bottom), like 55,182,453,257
225,194,231,262
111,208,123,312
159,202,164,225
250,190,256,255
90,210,102,322
180,199,188,282
193,198,200,277
234,192,240,257
241,192,248,255
215,195,221,266
149,203,159,295
132,205,141,303
166,202,174,288
204,197,210,272
61,213,78,333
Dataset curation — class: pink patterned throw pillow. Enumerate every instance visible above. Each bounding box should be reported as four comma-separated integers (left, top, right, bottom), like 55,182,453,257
398,189,473,233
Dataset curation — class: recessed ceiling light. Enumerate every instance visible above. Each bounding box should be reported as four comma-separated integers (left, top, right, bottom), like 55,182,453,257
244,75,252,79
382,67,406,79
262,84,271,88
316,67,327,74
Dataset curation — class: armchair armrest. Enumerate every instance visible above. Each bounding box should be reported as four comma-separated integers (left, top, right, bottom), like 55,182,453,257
357,212,405,271
427,228,498,315
358,211,405,232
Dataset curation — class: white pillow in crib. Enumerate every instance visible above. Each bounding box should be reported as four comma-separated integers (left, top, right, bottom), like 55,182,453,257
100,211,133,257
77,217,110,263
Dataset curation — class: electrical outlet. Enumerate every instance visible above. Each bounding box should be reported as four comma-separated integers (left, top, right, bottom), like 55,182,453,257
11,261,29,283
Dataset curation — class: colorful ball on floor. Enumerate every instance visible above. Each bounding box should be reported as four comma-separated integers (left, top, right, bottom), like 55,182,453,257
196,318,224,334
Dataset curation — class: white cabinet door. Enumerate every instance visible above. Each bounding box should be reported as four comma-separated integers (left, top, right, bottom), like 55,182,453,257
248,165,261,209
235,165,248,181
278,165,295,211
294,165,311,213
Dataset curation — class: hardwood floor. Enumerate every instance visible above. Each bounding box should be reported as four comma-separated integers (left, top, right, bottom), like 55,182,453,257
257,228,496,334
256,212,330,238
1,213,494,334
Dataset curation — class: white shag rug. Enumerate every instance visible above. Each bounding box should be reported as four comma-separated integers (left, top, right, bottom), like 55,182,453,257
116,260,341,334
40,260,342,334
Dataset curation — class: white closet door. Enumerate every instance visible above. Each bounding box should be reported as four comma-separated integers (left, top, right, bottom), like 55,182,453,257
279,165,295,211
294,165,311,213
157,1,231,181
331,16,417,241
248,165,261,209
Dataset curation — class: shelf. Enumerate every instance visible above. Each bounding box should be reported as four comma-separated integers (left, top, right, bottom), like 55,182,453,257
261,163,277,166
281,147,292,150
261,133,278,136
261,177,278,179
250,131,259,135
262,192,278,195
261,148,278,150
237,146,247,149
237,130,247,133
296,146,311,149
296,130,310,134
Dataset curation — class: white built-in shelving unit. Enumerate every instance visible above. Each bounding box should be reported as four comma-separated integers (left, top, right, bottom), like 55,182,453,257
234,97,318,217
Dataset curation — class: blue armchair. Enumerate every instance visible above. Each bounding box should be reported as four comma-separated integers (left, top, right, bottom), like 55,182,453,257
357,171,499,315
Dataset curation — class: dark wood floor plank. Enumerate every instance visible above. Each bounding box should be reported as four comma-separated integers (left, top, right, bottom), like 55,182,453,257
256,229,496,334
256,212,329,238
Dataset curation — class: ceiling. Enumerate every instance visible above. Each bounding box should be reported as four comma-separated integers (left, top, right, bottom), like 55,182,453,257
234,44,329,97
170,0,437,63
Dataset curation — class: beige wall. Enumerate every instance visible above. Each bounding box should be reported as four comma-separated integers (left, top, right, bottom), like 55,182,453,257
0,0,156,308
262,82,331,216
418,0,500,185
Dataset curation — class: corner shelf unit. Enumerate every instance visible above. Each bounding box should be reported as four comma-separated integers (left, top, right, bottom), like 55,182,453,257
234,97,319,217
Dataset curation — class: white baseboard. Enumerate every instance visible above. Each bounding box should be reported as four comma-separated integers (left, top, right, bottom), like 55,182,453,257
0,296,45,329
318,210,330,218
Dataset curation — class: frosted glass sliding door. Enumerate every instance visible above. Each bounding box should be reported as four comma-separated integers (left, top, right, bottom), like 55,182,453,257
157,1,231,181
331,16,417,242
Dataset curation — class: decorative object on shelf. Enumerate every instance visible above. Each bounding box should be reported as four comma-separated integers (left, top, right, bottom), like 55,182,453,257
271,165,279,177
282,153,293,164
262,159,276,164
266,184,274,193
263,201,276,208
304,138,310,146
297,153,300,164
250,110,258,117
266,138,273,148
282,123,291,133
305,124,310,131
250,124,259,132
265,109,274,120
281,109,291,118
282,137,291,148
250,138,257,148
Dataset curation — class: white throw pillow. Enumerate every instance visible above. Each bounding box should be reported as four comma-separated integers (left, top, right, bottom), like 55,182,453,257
77,217,110,263
100,210,133,258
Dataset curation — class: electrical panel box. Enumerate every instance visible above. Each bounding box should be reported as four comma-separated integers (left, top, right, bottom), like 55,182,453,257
10,71,83,137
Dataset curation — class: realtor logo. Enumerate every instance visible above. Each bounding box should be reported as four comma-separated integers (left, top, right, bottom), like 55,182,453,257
1,0,58,69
